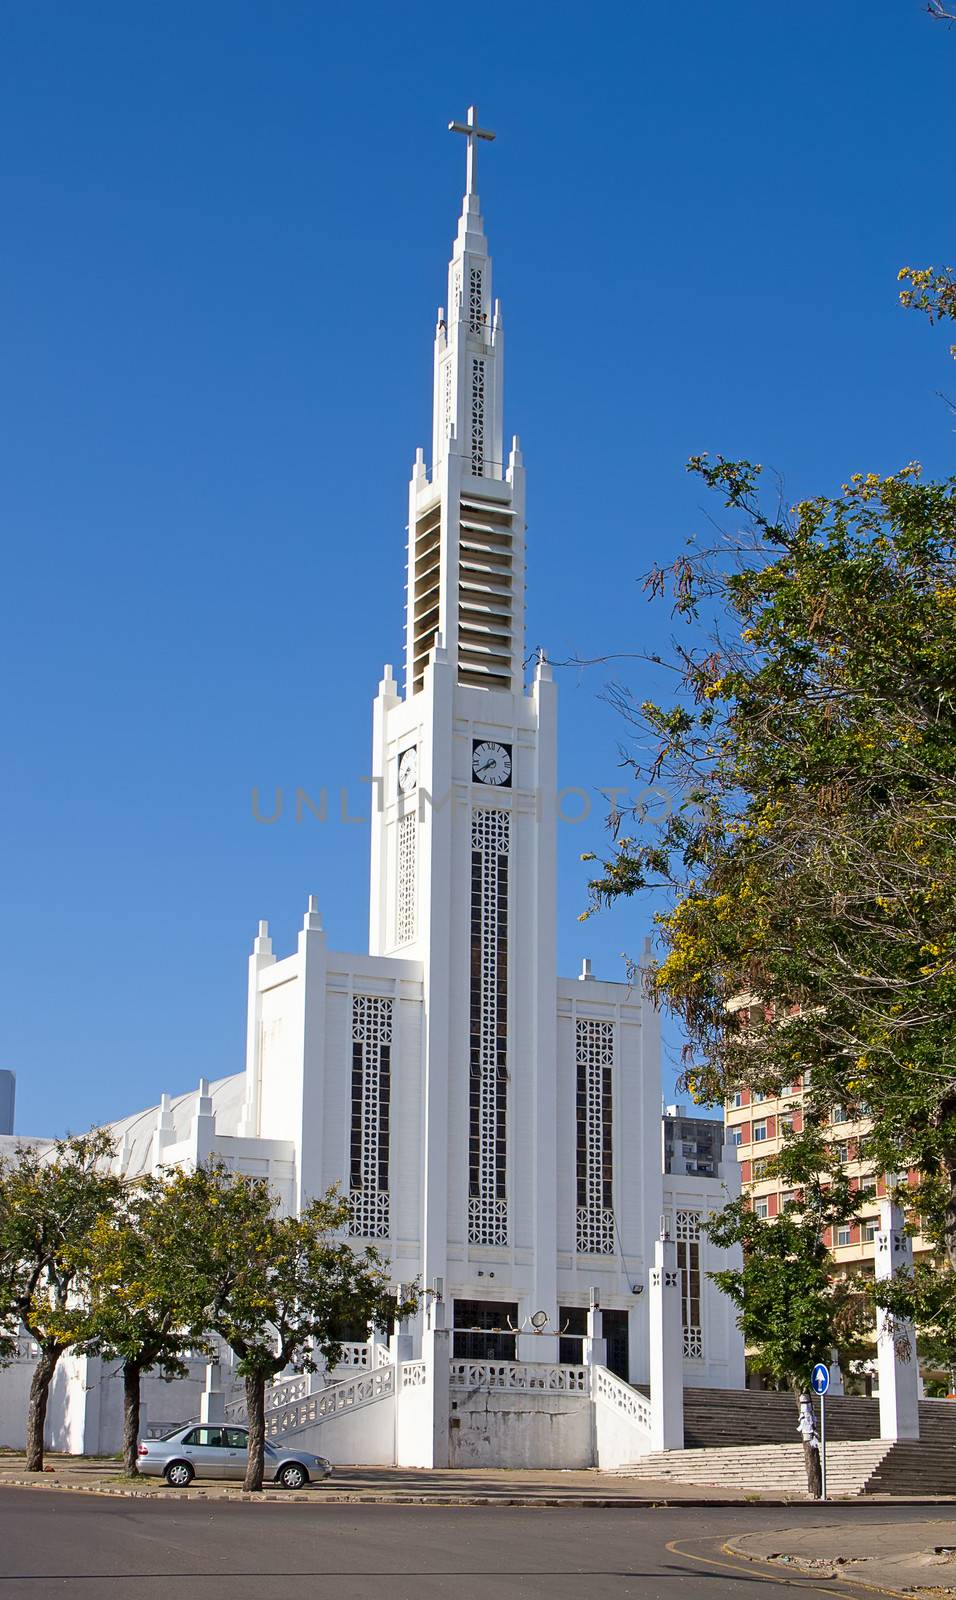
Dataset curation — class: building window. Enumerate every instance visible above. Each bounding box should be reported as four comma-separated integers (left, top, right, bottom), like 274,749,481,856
753,1091,766,1104
575,1019,615,1254
731,1091,743,1108
676,1210,703,1359
863,1220,877,1243
781,1190,797,1211
835,1141,850,1164
729,1127,743,1147
753,1120,768,1143
752,1157,769,1179
835,1224,852,1247
779,1113,794,1134
831,1105,846,1125
753,1195,770,1219
468,266,484,334
471,358,486,476
348,995,392,1239
468,808,510,1246
396,811,417,945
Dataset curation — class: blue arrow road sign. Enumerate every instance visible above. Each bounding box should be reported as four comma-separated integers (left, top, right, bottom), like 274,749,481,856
811,1363,830,1395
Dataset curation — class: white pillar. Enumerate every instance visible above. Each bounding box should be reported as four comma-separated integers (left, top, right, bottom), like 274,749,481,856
875,1198,920,1440
583,1288,607,1368
200,1360,225,1425
649,1236,684,1451
419,1293,451,1467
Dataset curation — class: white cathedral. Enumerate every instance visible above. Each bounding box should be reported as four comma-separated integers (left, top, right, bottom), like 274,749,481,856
1,110,743,1469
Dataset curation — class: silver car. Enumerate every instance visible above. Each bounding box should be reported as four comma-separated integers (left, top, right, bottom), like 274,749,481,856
137,1423,332,1489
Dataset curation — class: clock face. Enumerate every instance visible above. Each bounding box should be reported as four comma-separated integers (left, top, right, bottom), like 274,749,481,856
472,739,512,787
398,746,418,795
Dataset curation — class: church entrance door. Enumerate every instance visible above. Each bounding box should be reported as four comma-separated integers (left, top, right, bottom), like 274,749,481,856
559,1305,630,1381
453,1299,518,1360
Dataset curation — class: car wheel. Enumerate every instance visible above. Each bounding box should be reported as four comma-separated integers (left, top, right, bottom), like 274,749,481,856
277,1462,308,1490
164,1460,195,1488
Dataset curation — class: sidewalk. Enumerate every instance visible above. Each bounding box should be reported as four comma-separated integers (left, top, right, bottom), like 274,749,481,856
0,1454,830,1506
727,1520,956,1596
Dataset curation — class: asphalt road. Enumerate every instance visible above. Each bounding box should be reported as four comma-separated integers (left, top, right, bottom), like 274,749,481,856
0,1489,939,1599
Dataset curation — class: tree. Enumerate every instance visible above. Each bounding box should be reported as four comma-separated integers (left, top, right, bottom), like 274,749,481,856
705,1132,872,1495
0,1131,121,1471
584,459,956,1262
84,1174,212,1476
153,1163,418,1492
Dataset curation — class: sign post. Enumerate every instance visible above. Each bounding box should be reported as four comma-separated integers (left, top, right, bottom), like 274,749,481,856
811,1362,830,1500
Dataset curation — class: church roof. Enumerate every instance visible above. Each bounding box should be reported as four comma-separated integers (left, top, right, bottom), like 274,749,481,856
107,1072,245,1179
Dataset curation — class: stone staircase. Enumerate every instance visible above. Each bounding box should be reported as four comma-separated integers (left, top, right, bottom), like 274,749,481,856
683,1387,956,1448
224,1363,396,1440
608,1440,892,1496
606,1391,956,1496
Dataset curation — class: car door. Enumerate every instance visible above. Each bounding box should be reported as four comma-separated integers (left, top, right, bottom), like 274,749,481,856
180,1425,228,1478
223,1427,249,1479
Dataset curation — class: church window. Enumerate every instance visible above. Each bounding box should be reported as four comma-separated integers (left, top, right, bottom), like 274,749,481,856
396,811,417,946
468,266,484,334
442,358,454,445
471,359,485,477
468,807,510,1246
676,1209,703,1359
348,995,392,1240
575,1019,615,1255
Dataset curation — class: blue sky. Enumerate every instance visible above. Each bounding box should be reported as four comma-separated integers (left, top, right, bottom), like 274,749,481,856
2,1,954,1135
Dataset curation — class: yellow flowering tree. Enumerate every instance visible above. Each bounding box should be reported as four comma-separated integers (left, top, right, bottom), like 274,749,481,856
584,458,956,1272
151,1163,418,1492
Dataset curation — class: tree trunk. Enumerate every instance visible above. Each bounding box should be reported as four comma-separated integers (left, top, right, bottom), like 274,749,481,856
122,1364,142,1476
793,1387,823,1499
801,1433,823,1499
243,1372,266,1493
25,1346,62,1472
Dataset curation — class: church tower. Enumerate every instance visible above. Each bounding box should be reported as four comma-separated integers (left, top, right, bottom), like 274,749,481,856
368,108,560,1339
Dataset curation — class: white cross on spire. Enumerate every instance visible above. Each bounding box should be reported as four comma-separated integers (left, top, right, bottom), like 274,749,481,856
448,104,495,197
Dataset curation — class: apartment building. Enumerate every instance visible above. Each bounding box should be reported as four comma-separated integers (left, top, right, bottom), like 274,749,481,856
724,1080,929,1279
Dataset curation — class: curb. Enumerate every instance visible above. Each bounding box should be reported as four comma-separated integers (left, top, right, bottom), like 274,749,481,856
0,1477,810,1508
721,1536,921,1600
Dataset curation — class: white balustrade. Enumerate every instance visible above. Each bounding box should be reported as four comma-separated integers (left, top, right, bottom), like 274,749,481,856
265,1366,394,1439
333,1341,371,1371
449,1360,589,1394
593,1365,653,1435
400,1360,427,1388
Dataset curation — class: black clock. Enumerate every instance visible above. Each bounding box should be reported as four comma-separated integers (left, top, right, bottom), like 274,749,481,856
472,739,512,786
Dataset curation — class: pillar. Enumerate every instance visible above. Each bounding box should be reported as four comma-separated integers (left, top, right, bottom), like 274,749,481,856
649,1236,684,1451
200,1360,225,1425
875,1198,920,1440
583,1288,607,1368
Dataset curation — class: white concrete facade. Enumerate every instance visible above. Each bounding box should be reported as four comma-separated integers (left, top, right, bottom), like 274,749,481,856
0,120,744,1466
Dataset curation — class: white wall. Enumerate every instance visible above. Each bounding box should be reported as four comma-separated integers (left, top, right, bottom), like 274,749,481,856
281,1394,396,1466
449,1389,593,1469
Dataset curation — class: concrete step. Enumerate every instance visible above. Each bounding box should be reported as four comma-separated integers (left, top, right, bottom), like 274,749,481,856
607,1441,892,1496
680,1388,956,1451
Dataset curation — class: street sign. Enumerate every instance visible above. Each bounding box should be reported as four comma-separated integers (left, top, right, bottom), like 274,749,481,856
811,1363,830,1396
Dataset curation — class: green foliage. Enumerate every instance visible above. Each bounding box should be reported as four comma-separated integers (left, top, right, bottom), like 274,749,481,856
585,458,956,1260
149,1163,416,1379
83,1173,211,1378
705,1131,872,1387
0,1130,121,1358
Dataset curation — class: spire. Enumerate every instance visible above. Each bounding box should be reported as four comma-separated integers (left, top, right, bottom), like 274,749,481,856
404,108,526,698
